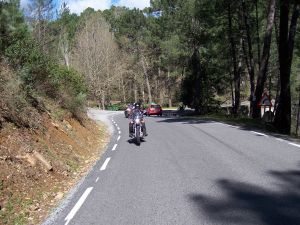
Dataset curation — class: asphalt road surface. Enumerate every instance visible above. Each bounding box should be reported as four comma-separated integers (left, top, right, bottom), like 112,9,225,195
43,109,300,225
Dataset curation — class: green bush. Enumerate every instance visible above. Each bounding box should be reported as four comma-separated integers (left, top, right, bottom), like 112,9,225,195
1,1,88,123
49,66,87,95
62,92,87,120
4,27,88,119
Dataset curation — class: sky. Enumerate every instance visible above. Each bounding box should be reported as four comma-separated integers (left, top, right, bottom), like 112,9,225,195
20,0,150,14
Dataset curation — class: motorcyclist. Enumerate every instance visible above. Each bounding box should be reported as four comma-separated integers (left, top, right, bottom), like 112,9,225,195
129,102,148,138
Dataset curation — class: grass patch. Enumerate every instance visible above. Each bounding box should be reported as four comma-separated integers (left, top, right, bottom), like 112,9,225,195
163,107,178,110
66,160,79,173
0,196,32,225
52,107,68,122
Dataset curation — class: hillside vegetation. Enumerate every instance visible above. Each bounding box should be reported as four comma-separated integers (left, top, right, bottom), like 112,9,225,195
0,2,108,224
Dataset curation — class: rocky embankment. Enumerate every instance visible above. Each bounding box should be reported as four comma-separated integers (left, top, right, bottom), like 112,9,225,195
0,111,109,225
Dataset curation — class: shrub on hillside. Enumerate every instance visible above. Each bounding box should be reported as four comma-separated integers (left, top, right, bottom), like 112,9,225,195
0,63,42,129
1,1,88,123
49,66,87,95
49,66,87,119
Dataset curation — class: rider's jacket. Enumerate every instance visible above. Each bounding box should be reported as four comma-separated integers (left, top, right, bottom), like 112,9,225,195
130,108,143,120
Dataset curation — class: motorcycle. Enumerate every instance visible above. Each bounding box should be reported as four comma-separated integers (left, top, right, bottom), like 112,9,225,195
132,112,145,145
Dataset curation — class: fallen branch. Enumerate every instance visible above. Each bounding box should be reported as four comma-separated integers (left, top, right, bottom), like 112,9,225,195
33,151,53,171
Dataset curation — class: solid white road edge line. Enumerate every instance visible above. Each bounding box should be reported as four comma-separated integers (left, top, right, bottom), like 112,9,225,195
251,131,268,137
100,157,111,171
227,125,239,128
64,187,93,225
289,143,300,148
112,144,118,151
117,135,121,141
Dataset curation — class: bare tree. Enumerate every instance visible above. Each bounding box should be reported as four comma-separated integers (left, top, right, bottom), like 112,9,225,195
71,13,122,109
27,0,55,49
141,54,153,103
58,2,70,69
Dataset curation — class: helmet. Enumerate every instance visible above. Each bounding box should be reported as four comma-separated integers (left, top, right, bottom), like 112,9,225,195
134,102,140,109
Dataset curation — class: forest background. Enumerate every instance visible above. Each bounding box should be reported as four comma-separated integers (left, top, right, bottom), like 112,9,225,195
1,0,300,134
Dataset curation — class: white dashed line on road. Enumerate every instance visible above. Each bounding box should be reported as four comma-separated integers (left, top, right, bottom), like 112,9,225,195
251,131,268,137
117,127,120,130
64,187,94,225
117,135,121,141
95,177,99,183
112,144,118,151
118,131,121,134
100,157,111,171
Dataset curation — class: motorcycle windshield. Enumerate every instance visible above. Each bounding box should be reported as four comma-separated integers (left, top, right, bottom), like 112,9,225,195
133,112,143,120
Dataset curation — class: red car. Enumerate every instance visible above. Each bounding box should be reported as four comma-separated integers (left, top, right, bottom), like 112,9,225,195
146,104,163,116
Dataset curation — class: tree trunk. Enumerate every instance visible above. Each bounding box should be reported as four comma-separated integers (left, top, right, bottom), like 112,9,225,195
141,55,152,103
274,2,299,134
156,68,160,103
242,0,255,116
60,32,70,69
101,91,105,110
141,83,146,104
255,0,261,69
234,37,243,115
252,0,276,118
121,73,126,103
296,90,300,136
191,49,202,113
167,69,173,108
159,89,164,106
230,72,235,111
133,77,138,103
227,2,240,115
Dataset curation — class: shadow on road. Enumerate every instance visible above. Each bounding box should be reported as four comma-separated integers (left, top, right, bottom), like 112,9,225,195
127,138,147,146
188,165,300,225
155,117,218,125
154,115,298,143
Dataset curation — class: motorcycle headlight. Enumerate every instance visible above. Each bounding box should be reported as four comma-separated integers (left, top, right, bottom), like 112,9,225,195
135,118,141,124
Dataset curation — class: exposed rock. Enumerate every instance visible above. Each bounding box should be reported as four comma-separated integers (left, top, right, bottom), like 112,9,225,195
54,192,64,201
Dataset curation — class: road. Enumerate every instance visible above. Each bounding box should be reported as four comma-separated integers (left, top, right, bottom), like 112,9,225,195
43,109,300,225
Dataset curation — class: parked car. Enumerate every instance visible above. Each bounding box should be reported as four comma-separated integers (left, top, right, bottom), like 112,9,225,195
146,104,163,116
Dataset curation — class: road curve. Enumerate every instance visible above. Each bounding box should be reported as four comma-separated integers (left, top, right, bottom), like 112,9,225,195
43,109,300,225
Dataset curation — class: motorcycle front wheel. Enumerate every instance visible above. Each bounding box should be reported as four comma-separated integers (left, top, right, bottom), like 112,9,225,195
136,127,141,145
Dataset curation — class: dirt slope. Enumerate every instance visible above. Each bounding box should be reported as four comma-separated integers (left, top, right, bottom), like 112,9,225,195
0,112,109,225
